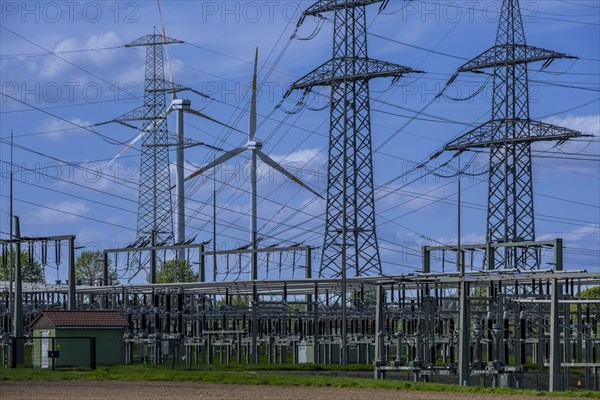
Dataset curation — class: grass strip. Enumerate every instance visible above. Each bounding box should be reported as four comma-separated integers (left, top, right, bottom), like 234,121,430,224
1,365,599,398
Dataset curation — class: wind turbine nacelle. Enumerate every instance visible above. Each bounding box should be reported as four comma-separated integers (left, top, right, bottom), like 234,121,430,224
247,141,263,150
171,99,191,110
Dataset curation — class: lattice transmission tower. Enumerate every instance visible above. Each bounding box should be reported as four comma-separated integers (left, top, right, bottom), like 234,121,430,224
289,0,421,278
117,32,183,246
443,0,586,270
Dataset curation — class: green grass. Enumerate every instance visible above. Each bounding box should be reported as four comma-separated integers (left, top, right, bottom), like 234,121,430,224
178,360,373,372
1,365,599,398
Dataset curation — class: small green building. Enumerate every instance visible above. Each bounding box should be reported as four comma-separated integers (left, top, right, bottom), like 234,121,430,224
30,310,128,368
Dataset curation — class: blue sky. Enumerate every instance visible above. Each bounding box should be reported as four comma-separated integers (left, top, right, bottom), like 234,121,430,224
0,0,598,284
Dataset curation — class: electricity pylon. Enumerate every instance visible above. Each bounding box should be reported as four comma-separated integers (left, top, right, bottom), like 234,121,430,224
112,32,181,246
287,0,421,278
442,0,587,270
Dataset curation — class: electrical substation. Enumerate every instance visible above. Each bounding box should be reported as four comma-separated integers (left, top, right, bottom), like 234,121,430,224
1,0,599,394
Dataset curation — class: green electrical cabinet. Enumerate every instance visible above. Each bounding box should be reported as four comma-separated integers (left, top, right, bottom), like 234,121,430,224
30,310,128,368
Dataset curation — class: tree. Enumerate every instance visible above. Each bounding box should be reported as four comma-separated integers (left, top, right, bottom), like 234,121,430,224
0,248,45,283
349,289,377,308
75,250,118,286
217,295,250,310
572,286,600,314
150,259,198,284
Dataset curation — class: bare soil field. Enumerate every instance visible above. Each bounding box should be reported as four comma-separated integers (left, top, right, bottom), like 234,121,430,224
0,381,583,400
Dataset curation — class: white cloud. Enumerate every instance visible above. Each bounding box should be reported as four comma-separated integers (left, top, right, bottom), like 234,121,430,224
536,114,600,174
84,32,122,64
66,160,139,193
38,32,123,80
266,148,326,186
76,227,108,248
434,232,486,246
378,182,455,214
544,114,600,136
0,31,141,104
538,225,599,242
269,148,325,165
172,160,201,179
114,62,145,87
36,117,93,140
30,200,89,225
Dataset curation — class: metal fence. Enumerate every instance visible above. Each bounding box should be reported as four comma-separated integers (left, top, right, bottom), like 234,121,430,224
8,336,96,370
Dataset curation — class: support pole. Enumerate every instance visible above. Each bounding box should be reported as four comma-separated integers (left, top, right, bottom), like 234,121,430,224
305,247,312,312
422,246,430,273
457,152,462,274
457,159,469,385
486,242,495,270
199,244,206,283
249,48,259,282
8,130,14,334
549,278,562,392
174,99,191,262
68,236,76,309
554,239,563,271
213,174,217,282
375,285,386,379
340,93,348,366
13,216,23,364
150,230,157,284
252,282,258,364
250,146,258,281
103,252,109,286
458,280,470,386
313,283,319,365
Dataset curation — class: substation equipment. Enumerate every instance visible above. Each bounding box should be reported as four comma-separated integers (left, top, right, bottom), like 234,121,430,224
1,240,599,392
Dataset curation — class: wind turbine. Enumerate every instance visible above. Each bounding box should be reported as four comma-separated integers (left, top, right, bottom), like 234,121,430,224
178,48,323,281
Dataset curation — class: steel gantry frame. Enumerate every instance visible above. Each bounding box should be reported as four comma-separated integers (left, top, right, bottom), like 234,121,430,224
0,231,76,366
442,0,587,270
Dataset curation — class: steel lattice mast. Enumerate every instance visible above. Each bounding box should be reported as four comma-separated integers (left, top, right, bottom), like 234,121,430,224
443,0,586,270
122,32,183,246
289,0,421,278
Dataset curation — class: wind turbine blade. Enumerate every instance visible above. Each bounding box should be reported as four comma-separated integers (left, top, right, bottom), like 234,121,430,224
157,0,176,101
101,115,166,170
115,121,140,130
102,131,144,170
184,108,246,135
249,47,258,141
257,151,323,199
170,147,246,189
